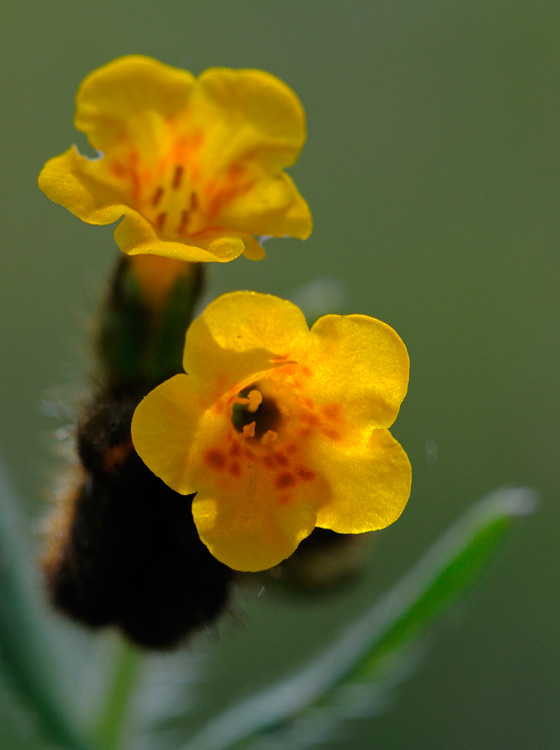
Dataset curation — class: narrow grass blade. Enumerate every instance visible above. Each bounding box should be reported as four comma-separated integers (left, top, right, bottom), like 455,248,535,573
0,458,93,750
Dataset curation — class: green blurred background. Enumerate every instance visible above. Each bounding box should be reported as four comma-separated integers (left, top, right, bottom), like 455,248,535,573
1,1,558,747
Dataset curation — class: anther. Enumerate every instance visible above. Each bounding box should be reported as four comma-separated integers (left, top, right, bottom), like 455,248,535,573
151,186,164,207
246,390,263,413
261,430,278,446
177,209,189,235
172,165,183,190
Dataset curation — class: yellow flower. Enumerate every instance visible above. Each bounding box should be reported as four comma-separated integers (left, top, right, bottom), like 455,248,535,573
131,292,411,572
38,56,311,263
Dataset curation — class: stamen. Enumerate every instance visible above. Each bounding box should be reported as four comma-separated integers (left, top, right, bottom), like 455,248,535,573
261,430,278,446
172,165,183,190
177,209,189,235
246,390,263,413
232,389,281,437
242,422,256,439
151,186,164,207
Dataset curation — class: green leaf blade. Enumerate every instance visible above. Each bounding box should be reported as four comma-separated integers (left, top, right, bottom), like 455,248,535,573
182,487,537,750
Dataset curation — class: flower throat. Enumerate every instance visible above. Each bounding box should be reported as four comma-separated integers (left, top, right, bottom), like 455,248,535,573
232,387,282,439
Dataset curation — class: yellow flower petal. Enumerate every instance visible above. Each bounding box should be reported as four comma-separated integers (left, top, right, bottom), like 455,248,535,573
192,474,321,572
75,55,195,152
216,173,312,239
311,429,411,533
38,56,312,262
193,67,307,175
304,314,410,429
38,147,129,224
115,212,247,263
131,374,209,494
239,233,266,261
184,291,310,394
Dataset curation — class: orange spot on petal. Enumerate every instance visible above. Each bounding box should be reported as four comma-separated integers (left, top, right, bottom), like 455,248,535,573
204,448,226,469
321,403,342,421
229,461,242,477
276,472,295,489
322,428,341,442
304,413,320,426
110,161,127,179
295,466,315,481
226,163,245,181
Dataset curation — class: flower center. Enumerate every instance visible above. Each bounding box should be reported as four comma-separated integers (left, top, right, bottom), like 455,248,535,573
232,387,282,439
146,162,206,237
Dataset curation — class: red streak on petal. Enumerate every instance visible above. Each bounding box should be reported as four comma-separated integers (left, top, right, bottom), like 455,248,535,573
275,452,289,467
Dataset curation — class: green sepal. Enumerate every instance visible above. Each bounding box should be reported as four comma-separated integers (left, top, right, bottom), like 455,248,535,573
95,255,204,387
